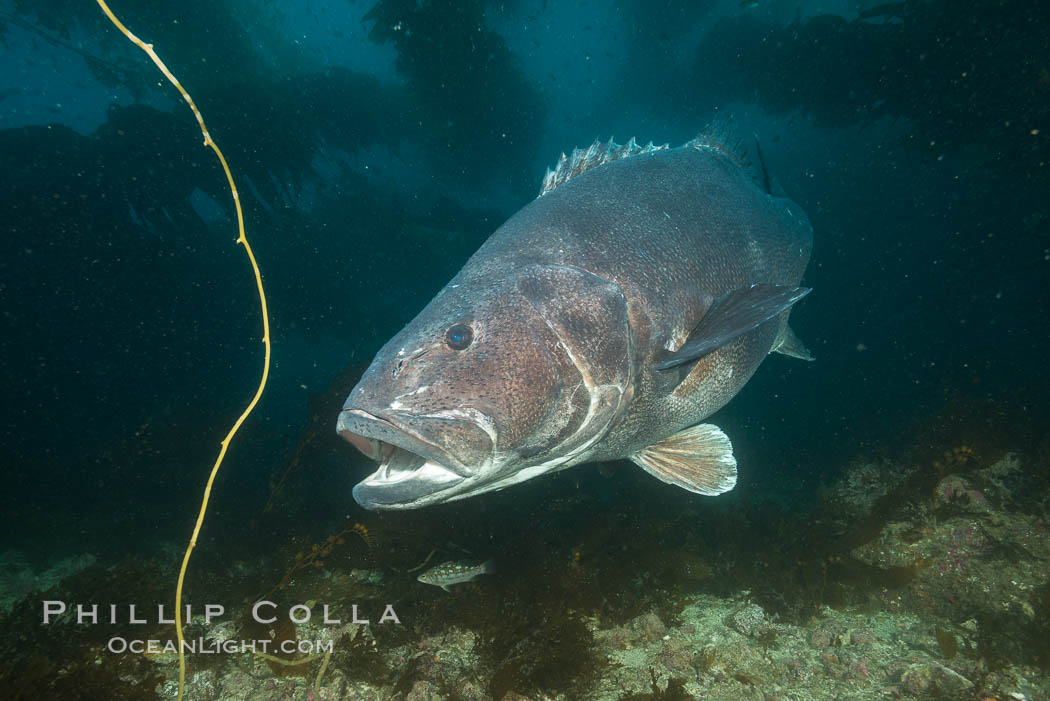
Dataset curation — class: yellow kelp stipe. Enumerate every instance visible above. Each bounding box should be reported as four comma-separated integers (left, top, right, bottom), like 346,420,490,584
94,3,271,700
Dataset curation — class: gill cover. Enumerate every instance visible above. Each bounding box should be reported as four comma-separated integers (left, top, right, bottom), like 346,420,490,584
515,264,632,462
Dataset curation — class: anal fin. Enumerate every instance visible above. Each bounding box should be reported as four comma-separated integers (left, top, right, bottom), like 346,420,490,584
629,424,737,496
772,324,814,361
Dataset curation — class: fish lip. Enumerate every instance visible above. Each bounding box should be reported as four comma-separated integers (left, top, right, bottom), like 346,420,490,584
351,463,468,511
338,408,487,510
337,408,473,477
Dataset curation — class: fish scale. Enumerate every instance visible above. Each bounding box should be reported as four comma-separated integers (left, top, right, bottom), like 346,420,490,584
338,126,813,510
417,560,495,592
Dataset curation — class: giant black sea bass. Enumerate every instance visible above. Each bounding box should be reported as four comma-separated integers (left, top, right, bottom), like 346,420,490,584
338,129,814,510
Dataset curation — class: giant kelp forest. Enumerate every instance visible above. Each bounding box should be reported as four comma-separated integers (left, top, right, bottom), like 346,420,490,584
1,0,1049,698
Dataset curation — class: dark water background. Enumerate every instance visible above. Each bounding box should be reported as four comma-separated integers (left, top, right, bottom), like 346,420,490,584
1,0,1047,565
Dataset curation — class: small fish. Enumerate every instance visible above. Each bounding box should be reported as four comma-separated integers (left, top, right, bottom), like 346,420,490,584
417,560,495,592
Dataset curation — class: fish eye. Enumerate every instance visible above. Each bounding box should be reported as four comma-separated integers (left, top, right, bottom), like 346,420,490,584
444,323,474,351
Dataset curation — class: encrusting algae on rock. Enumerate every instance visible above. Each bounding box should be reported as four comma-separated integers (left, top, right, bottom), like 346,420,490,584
4,403,1050,699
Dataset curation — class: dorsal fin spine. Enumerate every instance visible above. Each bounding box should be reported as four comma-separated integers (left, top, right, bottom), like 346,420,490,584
538,122,770,198
541,123,755,197
538,137,669,197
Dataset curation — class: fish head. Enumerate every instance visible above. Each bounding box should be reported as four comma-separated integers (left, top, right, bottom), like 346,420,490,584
339,263,633,510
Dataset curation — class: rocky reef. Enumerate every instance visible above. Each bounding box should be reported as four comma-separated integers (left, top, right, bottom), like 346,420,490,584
2,404,1049,700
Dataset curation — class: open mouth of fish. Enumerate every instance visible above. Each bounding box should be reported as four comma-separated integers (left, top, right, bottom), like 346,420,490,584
337,408,484,510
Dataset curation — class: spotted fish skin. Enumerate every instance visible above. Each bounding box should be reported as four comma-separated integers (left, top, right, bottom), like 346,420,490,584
338,128,813,510
417,560,495,592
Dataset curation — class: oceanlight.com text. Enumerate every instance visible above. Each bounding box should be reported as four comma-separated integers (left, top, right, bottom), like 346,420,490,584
106,637,335,655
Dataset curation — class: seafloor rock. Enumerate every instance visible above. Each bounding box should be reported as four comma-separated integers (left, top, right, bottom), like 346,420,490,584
807,619,847,650
0,551,97,612
728,602,767,637
933,474,992,513
6,447,1049,700
405,680,444,701
899,661,974,696
586,593,1048,700
817,458,912,530
626,612,666,643
850,452,1050,624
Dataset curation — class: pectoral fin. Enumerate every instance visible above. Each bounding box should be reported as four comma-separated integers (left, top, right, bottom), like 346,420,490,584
629,424,737,495
654,284,810,371
772,324,814,361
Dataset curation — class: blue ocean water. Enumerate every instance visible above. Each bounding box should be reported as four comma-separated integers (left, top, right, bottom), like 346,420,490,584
1,1,1047,698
